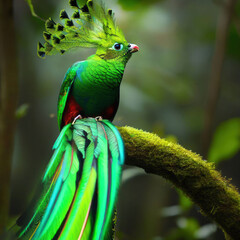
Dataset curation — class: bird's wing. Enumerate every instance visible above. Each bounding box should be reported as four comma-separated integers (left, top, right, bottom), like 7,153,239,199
57,60,87,128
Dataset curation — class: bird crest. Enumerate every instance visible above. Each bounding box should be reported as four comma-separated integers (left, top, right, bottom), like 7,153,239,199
37,0,127,58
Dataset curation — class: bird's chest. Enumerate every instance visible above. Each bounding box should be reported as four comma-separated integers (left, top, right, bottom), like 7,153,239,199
71,73,120,119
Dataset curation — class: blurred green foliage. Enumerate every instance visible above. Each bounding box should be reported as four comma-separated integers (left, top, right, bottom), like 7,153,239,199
15,104,30,119
208,118,240,164
118,0,163,10
178,191,193,212
166,218,200,240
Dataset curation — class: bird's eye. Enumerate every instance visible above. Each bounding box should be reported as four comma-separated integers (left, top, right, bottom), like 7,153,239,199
112,43,123,51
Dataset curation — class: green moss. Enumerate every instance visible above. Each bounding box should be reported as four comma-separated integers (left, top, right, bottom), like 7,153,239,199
118,126,240,240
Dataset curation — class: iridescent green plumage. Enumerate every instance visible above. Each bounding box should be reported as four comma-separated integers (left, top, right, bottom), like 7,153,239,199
57,56,128,128
37,0,126,58
17,119,124,239
16,0,138,239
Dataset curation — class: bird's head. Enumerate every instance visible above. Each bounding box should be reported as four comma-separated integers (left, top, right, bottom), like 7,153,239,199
96,40,139,64
37,0,139,62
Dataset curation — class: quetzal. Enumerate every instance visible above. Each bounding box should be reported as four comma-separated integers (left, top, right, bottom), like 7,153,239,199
15,0,138,239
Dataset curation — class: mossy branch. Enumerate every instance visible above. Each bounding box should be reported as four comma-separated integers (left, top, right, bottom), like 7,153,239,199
118,126,240,240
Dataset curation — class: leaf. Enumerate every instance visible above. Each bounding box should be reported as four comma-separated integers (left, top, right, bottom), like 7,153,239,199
25,0,44,21
178,190,193,211
25,0,38,17
15,104,30,119
208,118,240,164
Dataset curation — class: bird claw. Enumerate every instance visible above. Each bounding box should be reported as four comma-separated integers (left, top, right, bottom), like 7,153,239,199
72,114,83,125
95,116,103,121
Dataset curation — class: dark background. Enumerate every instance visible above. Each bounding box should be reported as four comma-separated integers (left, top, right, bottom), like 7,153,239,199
9,0,240,239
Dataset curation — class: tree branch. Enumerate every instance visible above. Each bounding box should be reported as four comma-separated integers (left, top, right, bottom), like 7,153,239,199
118,126,240,240
0,0,18,233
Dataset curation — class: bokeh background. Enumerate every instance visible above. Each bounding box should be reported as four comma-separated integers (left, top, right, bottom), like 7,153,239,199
9,0,240,239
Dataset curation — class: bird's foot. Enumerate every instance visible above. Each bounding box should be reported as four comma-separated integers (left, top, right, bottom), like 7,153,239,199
72,114,83,125
95,116,103,121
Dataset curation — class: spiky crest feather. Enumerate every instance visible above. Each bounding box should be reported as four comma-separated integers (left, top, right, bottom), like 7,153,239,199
37,0,126,58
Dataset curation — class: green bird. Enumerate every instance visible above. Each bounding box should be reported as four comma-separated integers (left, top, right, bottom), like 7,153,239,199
15,0,138,239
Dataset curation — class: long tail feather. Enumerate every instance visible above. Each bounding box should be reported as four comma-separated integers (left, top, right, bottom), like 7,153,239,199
92,122,109,239
16,118,124,240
